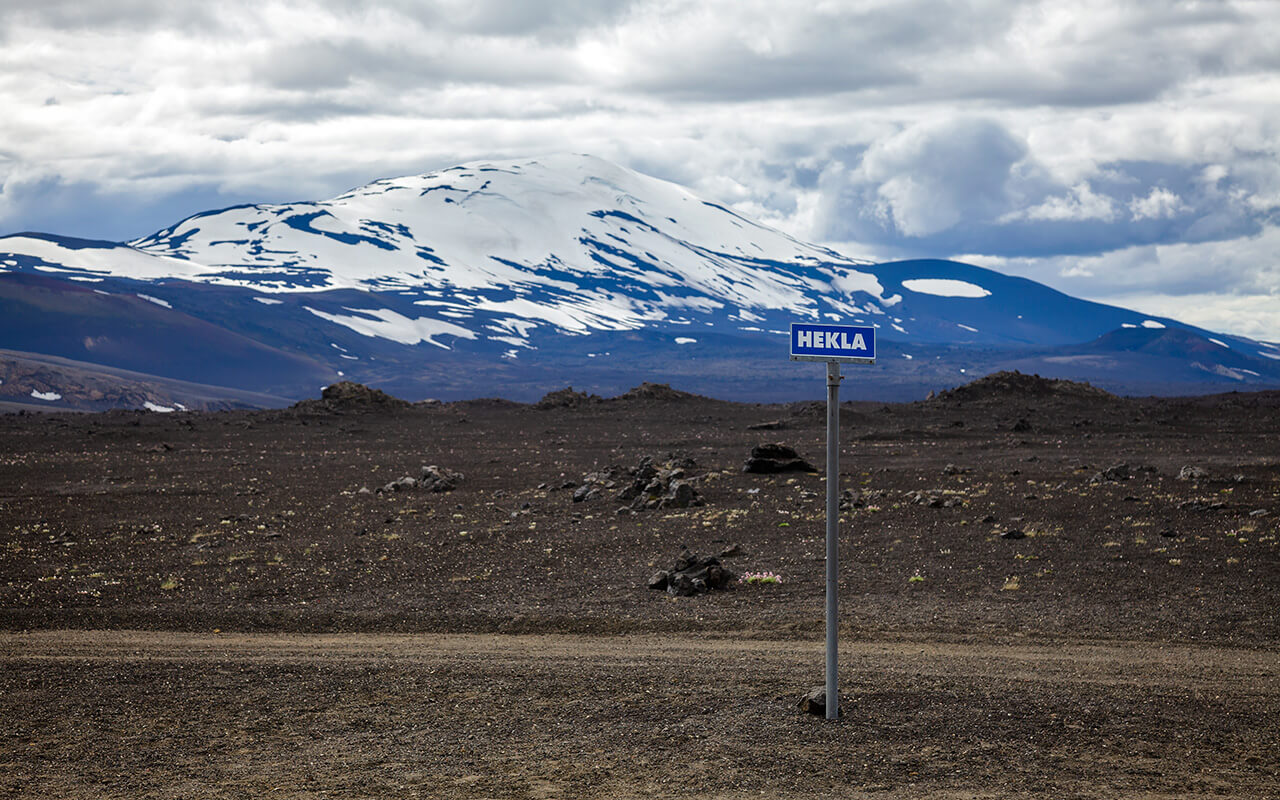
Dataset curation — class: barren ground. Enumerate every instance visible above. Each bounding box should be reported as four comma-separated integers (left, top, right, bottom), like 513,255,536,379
1,378,1278,798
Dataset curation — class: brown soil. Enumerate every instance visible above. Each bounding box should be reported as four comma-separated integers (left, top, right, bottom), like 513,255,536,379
1,382,1278,797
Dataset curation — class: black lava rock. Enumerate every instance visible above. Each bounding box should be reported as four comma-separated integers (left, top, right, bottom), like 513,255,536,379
743,443,815,474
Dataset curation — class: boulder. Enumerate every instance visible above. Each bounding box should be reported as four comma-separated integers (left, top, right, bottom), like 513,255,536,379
1178,465,1209,481
743,443,815,474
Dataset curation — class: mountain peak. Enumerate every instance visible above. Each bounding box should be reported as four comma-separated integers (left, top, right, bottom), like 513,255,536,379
2,155,1279,406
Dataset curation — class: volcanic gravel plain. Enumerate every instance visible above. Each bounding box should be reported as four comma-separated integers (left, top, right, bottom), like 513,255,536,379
1,374,1277,799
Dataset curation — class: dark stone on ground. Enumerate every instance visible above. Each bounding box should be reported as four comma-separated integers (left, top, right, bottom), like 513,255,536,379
1178,499,1225,512
576,455,706,511
649,547,734,596
375,465,463,494
420,465,464,492
906,490,962,508
1091,463,1131,483
839,489,864,511
660,479,701,509
743,443,816,474
798,686,832,716
379,476,417,493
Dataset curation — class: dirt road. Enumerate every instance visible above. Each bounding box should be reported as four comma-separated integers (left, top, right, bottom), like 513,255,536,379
3,630,1276,798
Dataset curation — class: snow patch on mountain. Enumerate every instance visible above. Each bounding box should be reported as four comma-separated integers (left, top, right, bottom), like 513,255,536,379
304,307,476,348
901,278,991,298
1,235,212,281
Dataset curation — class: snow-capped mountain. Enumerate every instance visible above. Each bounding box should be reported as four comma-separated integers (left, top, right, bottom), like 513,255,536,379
2,154,1278,408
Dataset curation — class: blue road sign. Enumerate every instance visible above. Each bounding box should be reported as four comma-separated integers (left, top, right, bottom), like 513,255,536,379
789,322,876,363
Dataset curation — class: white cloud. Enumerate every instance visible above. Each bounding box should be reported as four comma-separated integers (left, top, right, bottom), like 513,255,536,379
1129,187,1187,221
1012,182,1117,223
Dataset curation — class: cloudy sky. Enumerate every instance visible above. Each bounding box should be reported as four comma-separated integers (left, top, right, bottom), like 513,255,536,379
2,0,1278,338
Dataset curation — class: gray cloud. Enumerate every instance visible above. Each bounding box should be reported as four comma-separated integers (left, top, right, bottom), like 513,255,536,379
377,0,639,39
0,0,226,34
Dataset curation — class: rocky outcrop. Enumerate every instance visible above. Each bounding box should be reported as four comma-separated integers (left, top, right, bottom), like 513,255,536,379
613,382,702,402
294,382,411,413
929,371,1116,404
535,386,602,409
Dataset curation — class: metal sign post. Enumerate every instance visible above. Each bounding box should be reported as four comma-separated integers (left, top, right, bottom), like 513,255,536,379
790,322,876,721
